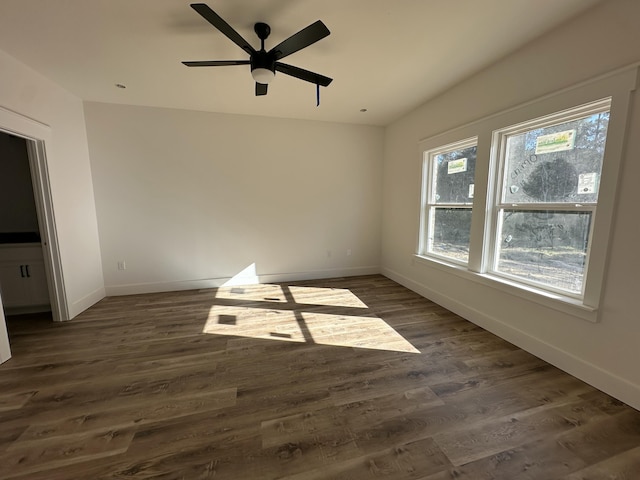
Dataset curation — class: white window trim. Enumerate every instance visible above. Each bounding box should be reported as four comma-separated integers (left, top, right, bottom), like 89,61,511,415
486,98,611,300
419,137,477,267
416,65,638,323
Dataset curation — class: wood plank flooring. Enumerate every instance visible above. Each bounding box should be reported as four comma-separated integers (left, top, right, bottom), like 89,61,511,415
1,274,639,479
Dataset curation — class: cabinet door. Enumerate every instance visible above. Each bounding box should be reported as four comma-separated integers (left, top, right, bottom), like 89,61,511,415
0,264,29,307
23,262,50,305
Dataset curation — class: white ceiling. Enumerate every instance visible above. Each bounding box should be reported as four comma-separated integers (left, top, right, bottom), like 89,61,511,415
0,0,602,126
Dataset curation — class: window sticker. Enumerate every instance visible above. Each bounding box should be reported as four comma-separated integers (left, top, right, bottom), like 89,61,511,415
448,158,467,174
468,184,474,198
534,129,576,154
578,172,598,194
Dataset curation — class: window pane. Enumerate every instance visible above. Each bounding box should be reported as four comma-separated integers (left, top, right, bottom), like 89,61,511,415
429,207,472,262
502,112,609,204
433,145,477,204
495,210,592,293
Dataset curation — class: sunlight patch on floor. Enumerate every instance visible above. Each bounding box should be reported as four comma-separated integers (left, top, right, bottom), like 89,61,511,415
215,284,288,303
302,312,419,353
288,286,368,308
204,283,419,353
214,284,368,308
204,306,302,341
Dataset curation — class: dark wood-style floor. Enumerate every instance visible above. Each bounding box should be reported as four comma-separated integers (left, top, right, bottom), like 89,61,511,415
1,275,639,479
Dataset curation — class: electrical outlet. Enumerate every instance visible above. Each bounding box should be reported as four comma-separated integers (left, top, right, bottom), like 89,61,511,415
117,260,126,271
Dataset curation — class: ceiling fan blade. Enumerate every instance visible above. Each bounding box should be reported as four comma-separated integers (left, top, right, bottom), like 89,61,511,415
255,83,268,96
182,60,251,67
190,3,255,55
269,20,330,61
275,63,332,87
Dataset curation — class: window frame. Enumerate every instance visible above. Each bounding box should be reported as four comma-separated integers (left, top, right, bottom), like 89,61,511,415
415,66,638,322
486,99,611,299
419,137,477,266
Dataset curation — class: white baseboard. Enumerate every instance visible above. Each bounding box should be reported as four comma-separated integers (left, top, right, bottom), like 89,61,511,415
68,286,106,320
104,266,380,297
382,266,640,412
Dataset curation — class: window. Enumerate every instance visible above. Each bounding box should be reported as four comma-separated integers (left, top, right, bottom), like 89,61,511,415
416,66,636,320
419,138,477,264
490,100,610,297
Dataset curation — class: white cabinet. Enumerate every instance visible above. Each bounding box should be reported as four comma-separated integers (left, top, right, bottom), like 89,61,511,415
0,244,50,311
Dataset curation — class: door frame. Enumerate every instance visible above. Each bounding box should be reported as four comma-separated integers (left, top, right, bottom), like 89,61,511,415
0,296,10,363
0,105,68,323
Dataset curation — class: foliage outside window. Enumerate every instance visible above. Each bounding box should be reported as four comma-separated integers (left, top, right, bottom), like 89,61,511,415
420,139,477,264
491,101,610,296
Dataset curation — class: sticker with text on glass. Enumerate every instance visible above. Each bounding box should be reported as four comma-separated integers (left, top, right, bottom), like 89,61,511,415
468,184,474,198
578,172,598,194
448,158,467,174
534,129,576,155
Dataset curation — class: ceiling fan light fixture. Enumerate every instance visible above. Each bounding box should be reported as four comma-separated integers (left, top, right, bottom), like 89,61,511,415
251,67,275,84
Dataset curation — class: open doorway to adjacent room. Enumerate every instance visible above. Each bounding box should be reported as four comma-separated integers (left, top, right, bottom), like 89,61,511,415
0,107,68,364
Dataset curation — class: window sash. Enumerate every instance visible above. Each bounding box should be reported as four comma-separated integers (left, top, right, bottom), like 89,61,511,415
420,138,477,264
485,99,610,298
489,206,595,297
425,205,473,265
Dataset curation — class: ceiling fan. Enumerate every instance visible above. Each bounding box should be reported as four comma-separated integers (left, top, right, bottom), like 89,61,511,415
182,3,333,98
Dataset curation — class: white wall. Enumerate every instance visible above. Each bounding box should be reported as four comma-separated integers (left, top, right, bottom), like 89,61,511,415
84,102,383,294
382,0,640,410
0,49,105,318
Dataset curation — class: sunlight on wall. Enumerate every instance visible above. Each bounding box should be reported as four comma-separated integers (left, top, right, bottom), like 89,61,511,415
203,283,419,354
221,263,260,286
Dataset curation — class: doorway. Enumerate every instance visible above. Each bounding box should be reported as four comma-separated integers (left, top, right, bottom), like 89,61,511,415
0,131,51,314
0,107,68,328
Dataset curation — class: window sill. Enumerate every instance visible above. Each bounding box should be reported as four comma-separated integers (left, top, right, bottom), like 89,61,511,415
413,254,598,323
